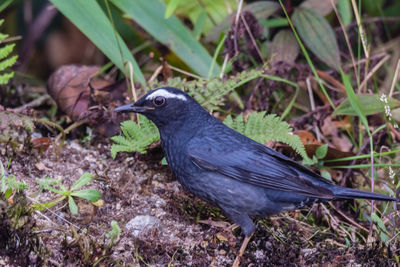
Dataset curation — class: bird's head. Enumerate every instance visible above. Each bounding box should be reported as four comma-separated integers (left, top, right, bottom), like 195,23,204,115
115,87,207,130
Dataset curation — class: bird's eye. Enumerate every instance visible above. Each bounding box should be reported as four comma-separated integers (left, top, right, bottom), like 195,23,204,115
153,96,166,106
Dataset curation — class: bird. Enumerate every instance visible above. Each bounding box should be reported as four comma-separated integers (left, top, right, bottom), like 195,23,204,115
115,87,397,266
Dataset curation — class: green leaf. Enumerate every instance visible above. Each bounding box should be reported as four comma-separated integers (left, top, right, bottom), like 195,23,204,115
70,172,93,191
333,94,400,116
320,170,332,180
31,197,65,211
371,212,388,233
224,112,309,160
337,0,353,26
0,44,15,59
111,116,160,158
68,196,79,215
0,55,17,72
340,71,369,132
315,144,328,159
292,7,341,70
49,0,145,83
112,0,220,77
71,189,102,202
106,220,121,239
4,188,12,199
165,0,181,18
270,30,299,64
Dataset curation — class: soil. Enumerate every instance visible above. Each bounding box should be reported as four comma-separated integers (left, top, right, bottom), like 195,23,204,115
0,140,398,266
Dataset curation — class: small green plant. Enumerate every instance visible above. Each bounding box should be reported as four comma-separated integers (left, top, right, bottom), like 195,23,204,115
105,220,121,248
224,111,309,160
0,19,18,85
34,173,101,215
110,116,160,158
0,160,29,199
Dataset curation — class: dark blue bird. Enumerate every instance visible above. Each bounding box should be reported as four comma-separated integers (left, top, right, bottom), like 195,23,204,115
115,87,396,266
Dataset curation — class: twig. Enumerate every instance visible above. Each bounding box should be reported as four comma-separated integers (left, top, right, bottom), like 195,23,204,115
306,77,322,142
233,0,244,57
330,0,358,83
389,58,400,98
359,54,390,90
148,65,164,83
167,64,202,79
127,61,139,124
240,13,264,63
12,94,52,113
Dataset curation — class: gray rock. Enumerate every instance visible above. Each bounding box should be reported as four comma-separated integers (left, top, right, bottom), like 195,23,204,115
126,215,161,238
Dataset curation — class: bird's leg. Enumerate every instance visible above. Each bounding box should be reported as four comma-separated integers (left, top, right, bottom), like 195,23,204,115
232,232,254,267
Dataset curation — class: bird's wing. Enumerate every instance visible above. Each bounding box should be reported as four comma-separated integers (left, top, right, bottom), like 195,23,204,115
188,133,334,199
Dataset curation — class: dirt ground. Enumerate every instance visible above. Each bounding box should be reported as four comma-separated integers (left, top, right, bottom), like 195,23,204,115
0,139,398,266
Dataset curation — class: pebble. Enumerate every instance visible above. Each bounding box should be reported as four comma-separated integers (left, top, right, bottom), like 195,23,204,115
126,215,161,238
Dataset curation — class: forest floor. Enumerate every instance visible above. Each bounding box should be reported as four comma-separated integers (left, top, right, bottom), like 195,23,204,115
0,140,397,266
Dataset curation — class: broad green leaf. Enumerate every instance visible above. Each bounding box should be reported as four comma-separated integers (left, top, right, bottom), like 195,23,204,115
68,196,79,215
71,173,93,191
112,0,220,77
315,144,328,159
300,0,338,16
333,94,400,116
292,7,341,70
270,30,299,64
337,0,353,26
71,189,102,202
206,1,280,43
49,0,145,84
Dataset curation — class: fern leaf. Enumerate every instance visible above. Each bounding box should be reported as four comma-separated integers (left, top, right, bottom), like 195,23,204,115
224,112,308,159
110,115,160,158
146,65,268,111
0,55,17,72
0,72,14,85
0,44,15,59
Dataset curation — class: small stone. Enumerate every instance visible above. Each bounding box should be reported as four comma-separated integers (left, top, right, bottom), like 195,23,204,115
126,215,161,238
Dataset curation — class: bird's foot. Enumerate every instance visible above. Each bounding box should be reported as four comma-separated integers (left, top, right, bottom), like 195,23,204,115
232,234,252,267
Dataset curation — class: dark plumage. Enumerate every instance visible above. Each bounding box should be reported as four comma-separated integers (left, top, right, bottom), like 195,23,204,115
116,87,396,265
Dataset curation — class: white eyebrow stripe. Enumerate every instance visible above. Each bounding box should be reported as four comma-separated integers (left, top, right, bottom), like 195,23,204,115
145,89,187,101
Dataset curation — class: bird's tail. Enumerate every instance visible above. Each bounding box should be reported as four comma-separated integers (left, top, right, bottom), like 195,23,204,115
333,187,397,201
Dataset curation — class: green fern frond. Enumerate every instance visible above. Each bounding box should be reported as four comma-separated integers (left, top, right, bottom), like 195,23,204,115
147,65,267,111
0,55,17,72
224,112,309,160
110,115,160,158
0,44,15,58
0,19,18,85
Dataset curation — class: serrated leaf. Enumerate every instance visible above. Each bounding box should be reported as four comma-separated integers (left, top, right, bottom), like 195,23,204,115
70,172,92,191
292,7,341,70
71,189,102,201
111,115,160,158
270,30,299,64
224,112,308,160
0,44,15,59
333,94,400,116
68,196,78,214
0,55,17,72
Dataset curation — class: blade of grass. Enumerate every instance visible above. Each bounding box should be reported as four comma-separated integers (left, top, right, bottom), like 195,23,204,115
208,33,226,79
49,0,145,83
112,0,220,78
325,148,400,163
278,0,335,109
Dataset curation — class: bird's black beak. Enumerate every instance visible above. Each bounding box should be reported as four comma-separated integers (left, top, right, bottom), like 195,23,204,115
114,103,154,113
